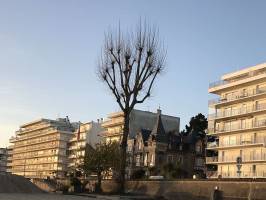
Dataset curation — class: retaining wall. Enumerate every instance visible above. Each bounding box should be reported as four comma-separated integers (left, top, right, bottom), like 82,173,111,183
101,180,266,200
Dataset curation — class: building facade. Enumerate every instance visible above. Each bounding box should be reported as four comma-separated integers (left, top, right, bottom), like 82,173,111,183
207,63,266,178
6,145,13,173
9,117,77,179
67,121,104,172
127,110,206,178
0,148,7,173
102,109,180,142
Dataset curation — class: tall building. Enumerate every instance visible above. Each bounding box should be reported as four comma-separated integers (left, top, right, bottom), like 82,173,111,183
6,145,13,173
10,117,77,179
102,109,180,142
0,148,7,173
207,63,266,178
67,121,104,172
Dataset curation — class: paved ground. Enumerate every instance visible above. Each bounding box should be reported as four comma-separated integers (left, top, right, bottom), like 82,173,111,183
0,194,156,200
0,194,96,200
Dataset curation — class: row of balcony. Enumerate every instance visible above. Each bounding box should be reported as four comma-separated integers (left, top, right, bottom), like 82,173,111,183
209,69,266,89
208,118,266,134
206,153,266,164
12,152,66,160
207,136,266,149
209,103,266,120
208,171,266,178
209,87,266,106
11,159,65,166
13,143,65,154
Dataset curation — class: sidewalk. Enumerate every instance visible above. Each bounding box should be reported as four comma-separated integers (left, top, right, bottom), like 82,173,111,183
73,193,163,200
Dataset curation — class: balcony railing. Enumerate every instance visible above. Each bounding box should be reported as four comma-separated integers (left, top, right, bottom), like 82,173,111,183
209,118,266,134
209,103,266,120
207,136,266,149
207,141,219,148
209,70,266,89
218,153,266,163
209,88,266,106
206,156,218,163
219,171,266,178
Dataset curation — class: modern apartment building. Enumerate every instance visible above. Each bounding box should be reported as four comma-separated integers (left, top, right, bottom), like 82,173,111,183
0,148,7,173
6,145,13,173
9,117,77,179
207,63,266,178
101,109,180,142
67,121,104,172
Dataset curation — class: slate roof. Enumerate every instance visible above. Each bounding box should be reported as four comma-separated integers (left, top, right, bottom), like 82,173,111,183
140,129,152,143
151,113,166,136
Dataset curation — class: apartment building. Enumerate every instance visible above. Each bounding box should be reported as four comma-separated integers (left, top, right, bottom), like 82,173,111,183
207,63,266,178
102,109,180,142
67,121,104,172
10,117,77,179
6,145,13,173
0,148,7,173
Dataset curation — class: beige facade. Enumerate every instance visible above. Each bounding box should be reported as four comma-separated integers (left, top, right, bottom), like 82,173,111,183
9,117,77,179
67,121,103,172
102,109,180,142
207,63,266,178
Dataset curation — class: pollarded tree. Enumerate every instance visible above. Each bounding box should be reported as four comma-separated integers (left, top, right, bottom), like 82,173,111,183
97,21,166,192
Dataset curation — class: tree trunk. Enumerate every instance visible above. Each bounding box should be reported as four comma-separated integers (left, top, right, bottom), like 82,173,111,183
120,110,130,193
97,171,102,193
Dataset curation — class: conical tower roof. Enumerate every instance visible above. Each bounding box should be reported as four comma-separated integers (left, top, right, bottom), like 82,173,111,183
151,109,166,136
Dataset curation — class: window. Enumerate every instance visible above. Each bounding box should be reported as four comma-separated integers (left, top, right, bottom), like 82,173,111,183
195,143,202,153
136,155,140,166
167,155,174,163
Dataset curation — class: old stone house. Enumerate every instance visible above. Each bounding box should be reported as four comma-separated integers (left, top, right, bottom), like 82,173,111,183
127,111,206,178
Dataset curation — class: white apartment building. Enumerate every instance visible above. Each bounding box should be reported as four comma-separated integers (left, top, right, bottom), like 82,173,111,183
10,117,77,179
67,121,104,172
207,63,266,178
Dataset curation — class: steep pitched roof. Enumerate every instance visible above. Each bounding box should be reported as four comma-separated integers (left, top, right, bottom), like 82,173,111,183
151,113,166,136
140,129,152,143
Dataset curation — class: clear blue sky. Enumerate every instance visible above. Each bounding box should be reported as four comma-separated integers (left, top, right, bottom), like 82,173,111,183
1,0,266,147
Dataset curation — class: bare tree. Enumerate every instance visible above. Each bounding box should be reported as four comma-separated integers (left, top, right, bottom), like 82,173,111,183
98,21,166,192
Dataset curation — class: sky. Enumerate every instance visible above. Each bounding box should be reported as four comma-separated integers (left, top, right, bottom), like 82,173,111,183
1,0,266,147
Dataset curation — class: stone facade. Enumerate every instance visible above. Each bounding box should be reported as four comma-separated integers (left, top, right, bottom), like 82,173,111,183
127,110,206,178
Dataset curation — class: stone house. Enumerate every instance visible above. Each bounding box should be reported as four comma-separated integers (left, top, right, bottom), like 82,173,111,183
127,112,206,178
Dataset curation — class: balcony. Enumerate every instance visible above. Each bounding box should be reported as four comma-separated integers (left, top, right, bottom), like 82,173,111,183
209,87,266,106
206,156,218,164
211,119,266,135
207,137,266,150
217,153,266,163
219,171,266,178
207,141,219,149
209,103,266,120
209,69,266,91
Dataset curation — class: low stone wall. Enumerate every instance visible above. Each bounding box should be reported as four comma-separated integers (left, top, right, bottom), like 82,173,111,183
101,180,266,200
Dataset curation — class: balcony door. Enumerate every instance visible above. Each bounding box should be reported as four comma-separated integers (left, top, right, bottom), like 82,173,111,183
242,104,247,114
241,119,246,129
